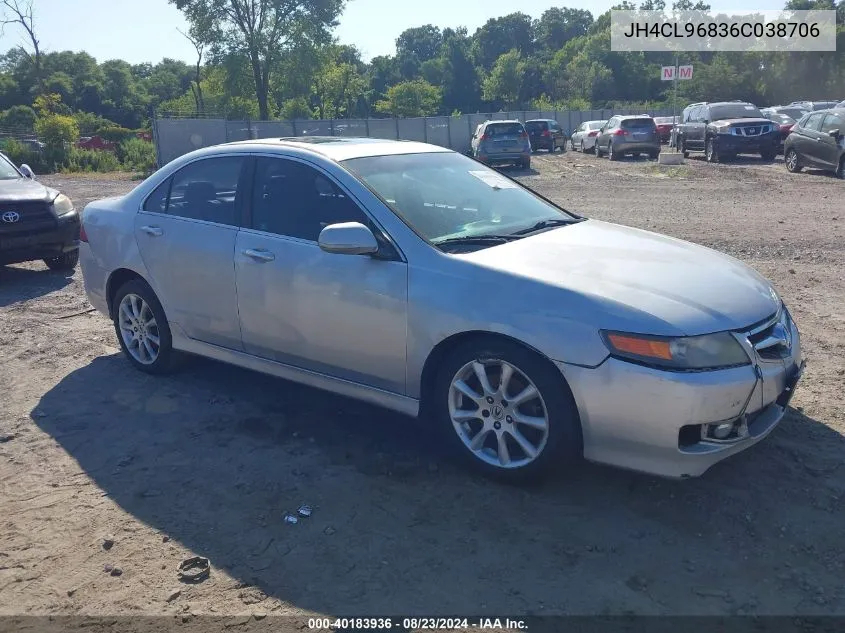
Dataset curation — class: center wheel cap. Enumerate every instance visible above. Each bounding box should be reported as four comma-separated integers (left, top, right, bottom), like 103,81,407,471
491,404,504,420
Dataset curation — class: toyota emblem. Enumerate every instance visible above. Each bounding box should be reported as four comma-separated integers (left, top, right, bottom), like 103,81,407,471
1,211,20,223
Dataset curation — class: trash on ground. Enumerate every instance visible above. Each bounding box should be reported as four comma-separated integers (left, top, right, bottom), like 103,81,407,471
297,504,312,518
177,556,210,583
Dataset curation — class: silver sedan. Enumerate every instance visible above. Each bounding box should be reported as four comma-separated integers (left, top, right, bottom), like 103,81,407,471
79,137,804,482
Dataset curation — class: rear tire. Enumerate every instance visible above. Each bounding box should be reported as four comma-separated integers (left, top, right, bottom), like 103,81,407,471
760,150,776,162
579,140,585,153
649,151,659,160
432,338,583,484
607,143,618,161
679,138,689,158
837,157,845,179
44,249,79,271
112,279,184,375
521,158,531,170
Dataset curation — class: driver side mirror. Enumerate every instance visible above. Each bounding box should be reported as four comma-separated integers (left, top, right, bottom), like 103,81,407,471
19,163,35,179
318,222,379,256
827,128,840,138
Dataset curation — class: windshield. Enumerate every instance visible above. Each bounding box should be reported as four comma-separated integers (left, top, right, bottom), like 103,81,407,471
709,104,763,120
0,153,22,180
654,117,676,125
342,152,578,244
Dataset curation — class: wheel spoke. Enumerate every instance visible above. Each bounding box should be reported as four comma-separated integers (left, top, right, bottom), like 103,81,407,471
142,338,156,359
498,363,514,397
146,332,161,346
119,303,134,324
513,411,547,430
472,362,495,397
129,295,142,320
510,384,538,407
452,408,479,422
496,433,511,466
453,379,481,403
469,427,491,452
508,429,538,459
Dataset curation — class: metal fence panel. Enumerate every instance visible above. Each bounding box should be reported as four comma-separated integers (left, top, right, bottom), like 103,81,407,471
252,121,295,138
368,118,397,140
156,118,227,166
449,116,472,154
524,110,542,120
333,120,368,136
398,118,426,142
425,117,450,148
468,114,488,132
225,121,252,142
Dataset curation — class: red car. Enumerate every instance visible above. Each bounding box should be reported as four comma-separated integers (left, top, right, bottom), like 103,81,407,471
764,113,797,154
653,116,678,144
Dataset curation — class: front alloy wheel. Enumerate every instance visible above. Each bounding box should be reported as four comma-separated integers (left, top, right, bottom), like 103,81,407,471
449,359,549,470
434,340,583,482
785,149,802,173
706,138,719,163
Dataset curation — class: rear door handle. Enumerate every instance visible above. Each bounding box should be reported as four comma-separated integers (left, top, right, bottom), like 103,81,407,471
141,225,163,237
243,248,275,262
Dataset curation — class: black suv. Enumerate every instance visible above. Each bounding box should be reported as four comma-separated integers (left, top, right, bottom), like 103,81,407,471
0,152,80,271
524,119,567,153
676,102,779,163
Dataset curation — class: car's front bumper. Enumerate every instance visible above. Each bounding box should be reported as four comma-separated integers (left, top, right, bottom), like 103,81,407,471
0,213,80,265
712,133,778,154
558,316,803,478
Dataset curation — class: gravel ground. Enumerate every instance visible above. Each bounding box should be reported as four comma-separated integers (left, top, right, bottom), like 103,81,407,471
1,155,843,623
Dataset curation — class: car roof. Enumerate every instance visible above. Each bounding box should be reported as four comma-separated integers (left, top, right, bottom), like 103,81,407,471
484,119,522,125
617,114,653,119
708,101,756,107
525,119,556,123
219,136,452,161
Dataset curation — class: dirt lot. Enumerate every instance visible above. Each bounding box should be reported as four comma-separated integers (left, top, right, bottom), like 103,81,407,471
1,155,844,622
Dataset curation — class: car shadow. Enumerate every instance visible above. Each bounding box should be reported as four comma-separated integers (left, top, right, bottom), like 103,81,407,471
31,354,845,615
0,263,75,307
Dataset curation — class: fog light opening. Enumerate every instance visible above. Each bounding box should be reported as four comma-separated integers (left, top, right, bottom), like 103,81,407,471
712,423,734,440
702,416,748,443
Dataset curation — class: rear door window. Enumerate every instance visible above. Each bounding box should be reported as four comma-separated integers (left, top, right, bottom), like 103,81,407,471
803,112,825,132
820,114,844,134
165,157,246,226
524,121,547,134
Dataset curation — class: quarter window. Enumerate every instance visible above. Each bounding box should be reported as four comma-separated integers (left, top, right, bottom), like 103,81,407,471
143,178,171,212
166,157,246,226
251,157,370,242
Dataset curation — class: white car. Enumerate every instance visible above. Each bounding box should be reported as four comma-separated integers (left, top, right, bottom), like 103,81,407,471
570,120,607,153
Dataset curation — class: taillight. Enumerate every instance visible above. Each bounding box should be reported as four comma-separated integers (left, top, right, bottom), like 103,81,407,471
587,131,598,137
781,124,794,132
79,220,88,242
613,129,629,136
520,131,529,139
480,133,489,142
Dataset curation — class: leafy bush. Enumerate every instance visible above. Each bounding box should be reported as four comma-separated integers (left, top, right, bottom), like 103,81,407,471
74,111,119,136
95,125,135,143
64,148,121,173
1,138,49,173
117,137,156,173
278,97,313,120
35,114,80,169
0,105,37,130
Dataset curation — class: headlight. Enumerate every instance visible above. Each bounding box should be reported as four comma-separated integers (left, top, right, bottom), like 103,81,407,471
600,330,750,370
712,125,731,134
52,193,74,215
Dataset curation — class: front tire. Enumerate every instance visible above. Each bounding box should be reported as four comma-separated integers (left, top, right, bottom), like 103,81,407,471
837,157,845,179
521,157,531,170
433,339,582,483
760,149,776,162
705,138,719,163
112,279,182,375
785,149,802,173
679,138,689,158
44,249,79,271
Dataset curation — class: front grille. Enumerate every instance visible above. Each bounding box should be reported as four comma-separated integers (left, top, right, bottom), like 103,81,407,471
744,309,790,361
733,125,769,137
0,200,56,235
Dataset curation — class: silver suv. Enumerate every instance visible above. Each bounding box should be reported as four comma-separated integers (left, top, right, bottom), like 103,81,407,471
470,120,532,169
594,115,660,161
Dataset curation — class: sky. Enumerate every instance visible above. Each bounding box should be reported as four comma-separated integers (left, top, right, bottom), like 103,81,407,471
0,0,782,66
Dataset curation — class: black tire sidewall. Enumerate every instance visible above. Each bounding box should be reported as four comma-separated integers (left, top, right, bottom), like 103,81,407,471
112,279,178,375
432,339,583,483
44,249,79,271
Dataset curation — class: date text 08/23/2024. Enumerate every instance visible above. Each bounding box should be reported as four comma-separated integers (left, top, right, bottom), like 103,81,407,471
307,617,529,630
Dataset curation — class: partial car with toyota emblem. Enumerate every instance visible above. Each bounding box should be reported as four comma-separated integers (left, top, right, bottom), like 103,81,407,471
0,152,80,271
78,136,804,483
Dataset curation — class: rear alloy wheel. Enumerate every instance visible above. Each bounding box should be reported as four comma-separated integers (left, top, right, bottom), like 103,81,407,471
607,142,618,161
435,340,582,483
112,279,183,375
705,138,719,163
44,249,79,272
785,149,802,173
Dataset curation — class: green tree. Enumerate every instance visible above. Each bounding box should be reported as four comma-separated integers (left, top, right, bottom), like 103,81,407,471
482,49,525,109
472,13,535,70
395,25,443,63
313,59,367,119
35,113,79,168
375,79,440,117
172,0,345,120
534,7,594,54
439,28,481,114
0,104,36,129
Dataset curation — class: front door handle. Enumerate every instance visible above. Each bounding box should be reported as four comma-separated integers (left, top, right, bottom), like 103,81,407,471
243,248,275,262
141,225,163,237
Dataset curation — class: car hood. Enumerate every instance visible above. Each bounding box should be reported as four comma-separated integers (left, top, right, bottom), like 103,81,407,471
458,220,780,336
711,117,772,127
0,178,57,203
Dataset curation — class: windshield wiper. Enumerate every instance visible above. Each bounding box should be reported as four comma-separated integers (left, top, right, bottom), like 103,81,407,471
509,217,585,236
432,234,522,247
